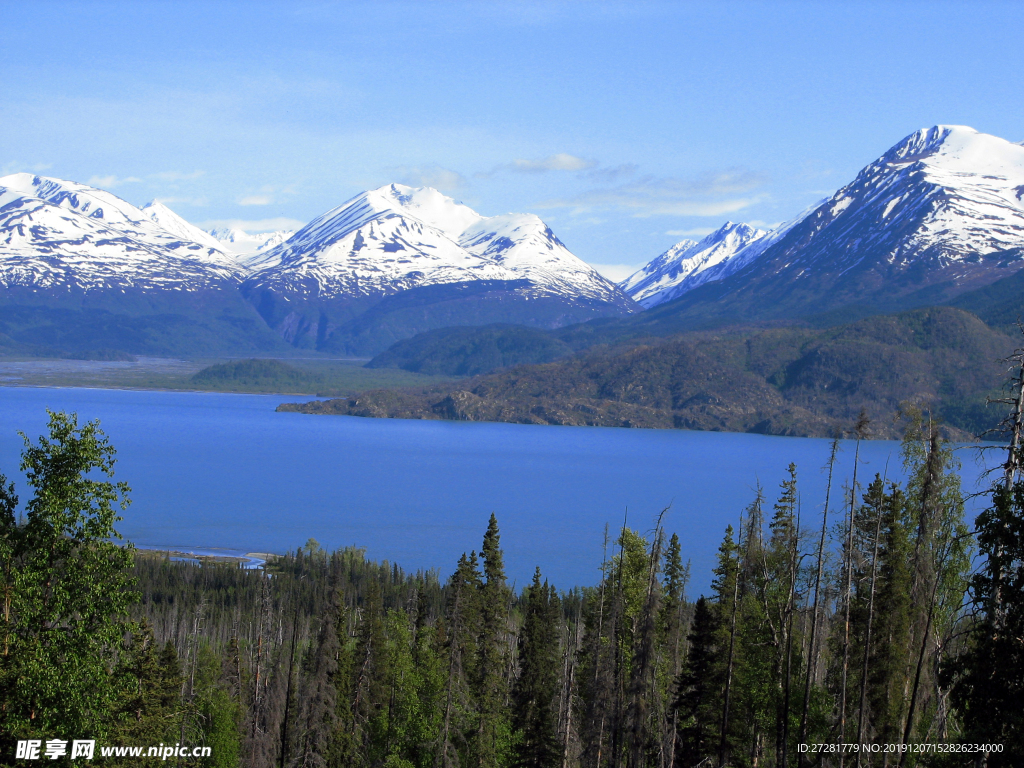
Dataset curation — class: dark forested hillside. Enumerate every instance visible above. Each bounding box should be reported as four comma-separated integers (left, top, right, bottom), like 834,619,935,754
286,306,1014,439
366,323,575,376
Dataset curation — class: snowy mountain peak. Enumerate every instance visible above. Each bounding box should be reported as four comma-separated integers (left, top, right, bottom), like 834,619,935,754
884,125,972,163
366,183,484,237
620,221,769,308
206,227,295,256
1,173,149,228
140,200,226,251
246,184,632,308
880,125,1024,178
0,174,241,292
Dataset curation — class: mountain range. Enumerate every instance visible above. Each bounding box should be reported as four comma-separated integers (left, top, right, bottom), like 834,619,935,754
0,177,634,356
2,125,1024,363
619,125,1024,322
239,184,635,352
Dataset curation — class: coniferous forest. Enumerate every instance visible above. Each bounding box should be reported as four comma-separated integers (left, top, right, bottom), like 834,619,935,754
2,396,1024,767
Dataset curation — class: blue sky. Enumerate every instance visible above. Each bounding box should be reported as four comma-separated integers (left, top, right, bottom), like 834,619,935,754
2,0,1022,279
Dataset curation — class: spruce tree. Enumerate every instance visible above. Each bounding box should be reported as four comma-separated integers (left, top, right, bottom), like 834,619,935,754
108,621,183,760
476,514,513,767
512,568,561,768
945,481,1024,765
673,596,720,767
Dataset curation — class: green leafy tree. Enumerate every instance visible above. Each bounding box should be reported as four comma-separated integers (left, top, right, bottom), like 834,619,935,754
0,411,137,746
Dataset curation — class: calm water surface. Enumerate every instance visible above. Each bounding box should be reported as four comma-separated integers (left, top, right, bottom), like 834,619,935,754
0,387,997,592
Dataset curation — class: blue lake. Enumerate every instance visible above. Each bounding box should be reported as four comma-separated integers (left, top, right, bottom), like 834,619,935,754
0,386,999,593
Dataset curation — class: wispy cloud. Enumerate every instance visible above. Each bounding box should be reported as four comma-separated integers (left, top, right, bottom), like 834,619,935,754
87,175,141,189
511,153,596,173
151,170,205,182
584,164,638,183
238,194,273,206
197,217,306,233
666,227,716,237
391,165,467,191
236,184,299,207
2,161,53,175
478,153,597,178
539,168,769,217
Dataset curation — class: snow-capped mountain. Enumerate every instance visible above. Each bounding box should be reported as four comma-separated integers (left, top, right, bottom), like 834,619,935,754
207,227,295,256
241,184,635,352
762,125,1024,284
631,125,1024,323
246,184,630,307
620,223,768,308
0,174,241,292
622,202,826,309
140,200,228,252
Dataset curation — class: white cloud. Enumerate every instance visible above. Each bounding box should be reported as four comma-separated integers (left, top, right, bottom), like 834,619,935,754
2,161,52,175
511,153,596,173
391,165,466,191
197,217,306,233
587,262,642,282
87,174,141,189
151,170,205,182
478,153,597,178
238,194,273,206
666,227,716,237
538,169,769,218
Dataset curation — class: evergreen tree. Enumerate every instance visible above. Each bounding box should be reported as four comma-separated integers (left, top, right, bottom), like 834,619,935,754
108,621,183,761
476,514,513,767
660,534,690,767
673,596,720,767
945,481,1024,763
437,551,483,767
512,569,562,768
709,524,741,766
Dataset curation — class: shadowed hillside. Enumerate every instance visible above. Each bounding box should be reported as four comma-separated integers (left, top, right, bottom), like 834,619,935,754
283,306,1013,439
